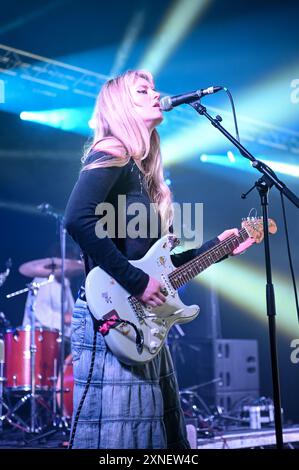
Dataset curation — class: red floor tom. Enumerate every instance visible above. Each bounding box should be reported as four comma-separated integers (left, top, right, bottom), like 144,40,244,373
4,326,60,391
57,353,74,417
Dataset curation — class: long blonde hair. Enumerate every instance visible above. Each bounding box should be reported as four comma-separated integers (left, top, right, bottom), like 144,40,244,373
82,69,173,235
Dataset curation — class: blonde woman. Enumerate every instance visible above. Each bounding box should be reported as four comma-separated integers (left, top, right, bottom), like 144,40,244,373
65,70,253,449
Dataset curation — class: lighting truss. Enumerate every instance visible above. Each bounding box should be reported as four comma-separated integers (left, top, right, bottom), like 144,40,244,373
1,44,299,156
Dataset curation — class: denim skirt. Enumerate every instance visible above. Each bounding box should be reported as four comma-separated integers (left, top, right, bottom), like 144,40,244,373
70,297,190,449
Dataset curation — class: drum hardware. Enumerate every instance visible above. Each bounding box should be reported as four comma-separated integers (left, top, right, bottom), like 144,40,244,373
18,257,84,279
0,336,5,432
4,327,60,391
57,354,74,419
0,258,12,289
0,325,28,432
2,392,33,433
49,359,59,422
49,358,71,429
2,249,82,438
18,254,83,433
6,275,55,433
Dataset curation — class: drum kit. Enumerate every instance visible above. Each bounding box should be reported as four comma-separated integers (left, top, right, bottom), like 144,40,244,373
0,256,84,437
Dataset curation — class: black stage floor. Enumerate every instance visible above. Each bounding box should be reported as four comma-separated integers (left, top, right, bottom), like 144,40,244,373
1,425,299,449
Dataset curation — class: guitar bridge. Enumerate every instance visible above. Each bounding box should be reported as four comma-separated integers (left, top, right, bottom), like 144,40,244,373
128,296,146,322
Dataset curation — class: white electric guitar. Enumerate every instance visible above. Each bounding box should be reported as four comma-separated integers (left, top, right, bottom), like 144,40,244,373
85,217,277,366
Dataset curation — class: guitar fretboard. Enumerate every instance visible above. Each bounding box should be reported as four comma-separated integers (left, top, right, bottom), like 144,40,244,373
169,228,249,289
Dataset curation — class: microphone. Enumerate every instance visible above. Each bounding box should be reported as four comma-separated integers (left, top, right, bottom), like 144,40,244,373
160,86,223,111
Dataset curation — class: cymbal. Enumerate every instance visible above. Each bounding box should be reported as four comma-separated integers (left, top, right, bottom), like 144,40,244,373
19,257,84,278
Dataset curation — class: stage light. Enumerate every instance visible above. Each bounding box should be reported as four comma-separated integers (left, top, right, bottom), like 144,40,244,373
160,117,227,166
180,152,299,179
227,150,236,163
110,10,145,77
0,79,4,103
138,0,211,75
261,159,299,178
195,258,299,338
19,107,92,134
235,61,299,130
20,112,30,121
0,0,65,34
88,118,95,129
160,61,299,168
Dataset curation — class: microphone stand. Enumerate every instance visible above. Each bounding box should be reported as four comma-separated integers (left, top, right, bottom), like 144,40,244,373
188,99,299,449
37,205,68,435
59,214,67,430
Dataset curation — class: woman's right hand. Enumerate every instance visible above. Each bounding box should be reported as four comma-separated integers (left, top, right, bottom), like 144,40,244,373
136,276,167,308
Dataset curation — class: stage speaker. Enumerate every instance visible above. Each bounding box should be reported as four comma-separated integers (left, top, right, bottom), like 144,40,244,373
215,339,259,391
172,337,260,412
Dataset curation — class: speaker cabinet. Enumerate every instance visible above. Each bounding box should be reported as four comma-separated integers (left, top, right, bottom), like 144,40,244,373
172,337,259,412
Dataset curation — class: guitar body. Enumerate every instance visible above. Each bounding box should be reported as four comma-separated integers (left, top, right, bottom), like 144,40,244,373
85,217,277,365
85,235,199,366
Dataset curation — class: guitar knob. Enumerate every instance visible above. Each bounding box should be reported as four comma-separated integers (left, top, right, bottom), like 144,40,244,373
151,328,160,336
151,327,166,337
149,341,159,354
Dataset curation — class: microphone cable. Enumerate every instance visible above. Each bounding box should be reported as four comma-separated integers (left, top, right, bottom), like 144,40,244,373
223,87,240,143
223,88,299,324
280,193,299,324
68,318,97,449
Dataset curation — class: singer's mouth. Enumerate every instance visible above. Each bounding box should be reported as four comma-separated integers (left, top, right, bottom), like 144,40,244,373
153,103,160,108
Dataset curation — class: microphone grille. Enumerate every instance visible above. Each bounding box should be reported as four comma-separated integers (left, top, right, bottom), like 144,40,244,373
160,96,172,111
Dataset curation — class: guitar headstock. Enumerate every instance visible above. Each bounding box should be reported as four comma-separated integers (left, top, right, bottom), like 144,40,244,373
241,217,277,244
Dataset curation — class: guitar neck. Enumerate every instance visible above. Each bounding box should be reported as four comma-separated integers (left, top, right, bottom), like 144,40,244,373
169,228,249,289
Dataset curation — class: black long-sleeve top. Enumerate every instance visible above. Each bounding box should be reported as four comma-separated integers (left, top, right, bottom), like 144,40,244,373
64,151,219,297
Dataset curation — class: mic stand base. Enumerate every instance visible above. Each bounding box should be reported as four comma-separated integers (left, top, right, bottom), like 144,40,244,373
255,178,283,449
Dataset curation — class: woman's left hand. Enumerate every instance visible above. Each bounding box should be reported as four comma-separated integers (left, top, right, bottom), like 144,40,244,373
217,228,255,256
